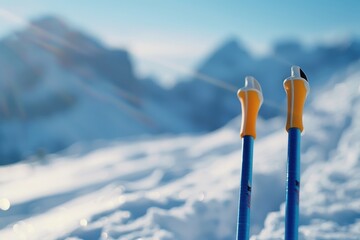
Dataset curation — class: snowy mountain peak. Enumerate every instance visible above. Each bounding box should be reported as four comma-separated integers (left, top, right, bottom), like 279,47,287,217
219,38,246,53
197,38,251,77
208,38,249,60
30,15,70,34
14,15,103,54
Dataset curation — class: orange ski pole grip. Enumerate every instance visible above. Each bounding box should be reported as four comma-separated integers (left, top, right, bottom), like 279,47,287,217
237,76,263,139
284,66,310,132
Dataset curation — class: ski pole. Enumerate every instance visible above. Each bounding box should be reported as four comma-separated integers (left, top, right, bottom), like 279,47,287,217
283,66,309,240
236,76,263,240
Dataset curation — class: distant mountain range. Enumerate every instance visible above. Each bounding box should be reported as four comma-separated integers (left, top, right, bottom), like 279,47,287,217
170,37,360,129
0,15,359,164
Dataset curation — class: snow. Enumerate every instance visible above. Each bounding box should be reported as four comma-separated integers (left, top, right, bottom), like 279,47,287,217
0,63,359,239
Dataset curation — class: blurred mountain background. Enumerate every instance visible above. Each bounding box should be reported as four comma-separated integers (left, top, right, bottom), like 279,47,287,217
0,15,360,164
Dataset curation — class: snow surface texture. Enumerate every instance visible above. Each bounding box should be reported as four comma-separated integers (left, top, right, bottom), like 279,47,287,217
1,63,359,239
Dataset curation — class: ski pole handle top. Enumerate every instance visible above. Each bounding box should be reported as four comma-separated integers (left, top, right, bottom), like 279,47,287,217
284,66,310,132
237,76,263,139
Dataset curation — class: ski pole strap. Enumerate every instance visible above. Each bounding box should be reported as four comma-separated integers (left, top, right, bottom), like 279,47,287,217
283,66,309,132
237,76,263,139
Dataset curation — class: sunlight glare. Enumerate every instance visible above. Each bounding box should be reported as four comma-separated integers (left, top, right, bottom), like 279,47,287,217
101,232,109,239
80,218,88,227
0,198,11,211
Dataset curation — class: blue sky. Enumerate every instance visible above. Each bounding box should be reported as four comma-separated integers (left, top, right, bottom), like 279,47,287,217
0,1,359,85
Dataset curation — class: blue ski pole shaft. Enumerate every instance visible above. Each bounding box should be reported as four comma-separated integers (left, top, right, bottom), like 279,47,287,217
237,136,254,240
285,128,301,240
236,76,263,240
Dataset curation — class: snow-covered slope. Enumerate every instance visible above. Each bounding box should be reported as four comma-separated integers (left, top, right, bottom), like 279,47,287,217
1,63,359,239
